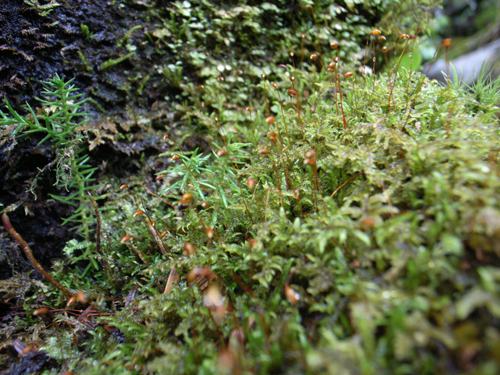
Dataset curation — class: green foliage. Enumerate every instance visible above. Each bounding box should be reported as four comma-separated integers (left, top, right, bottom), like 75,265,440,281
104,0,440,135
4,2,500,375
0,75,99,240
100,52,136,71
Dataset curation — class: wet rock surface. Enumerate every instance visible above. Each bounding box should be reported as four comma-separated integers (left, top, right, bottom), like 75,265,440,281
0,0,170,116
1,349,58,375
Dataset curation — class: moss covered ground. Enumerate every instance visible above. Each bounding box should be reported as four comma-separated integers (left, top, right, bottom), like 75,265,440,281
1,1,500,374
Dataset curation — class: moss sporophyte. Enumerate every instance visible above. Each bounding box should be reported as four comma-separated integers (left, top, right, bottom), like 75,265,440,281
1,2,500,374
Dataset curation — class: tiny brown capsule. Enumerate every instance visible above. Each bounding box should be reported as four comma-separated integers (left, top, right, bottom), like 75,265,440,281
120,184,128,189
377,35,386,42
285,284,300,304
289,75,296,82
245,106,251,111
303,158,316,166
370,29,381,35
327,62,336,72
33,307,50,316
200,201,210,210
361,216,376,228
76,291,87,304
272,82,278,89
261,73,266,78
442,38,452,47
409,34,416,40
333,56,339,63
398,33,409,40
330,41,339,49
67,295,77,307
344,72,354,78
198,85,204,89
160,230,168,238
310,106,316,114
206,228,215,239
289,51,294,57
248,238,257,249
382,46,389,53
258,148,270,155
121,234,132,243
162,134,169,139
133,210,145,217
310,54,318,61
171,154,180,161
287,89,297,96
305,150,316,159
268,132,277,142
247,178,256,189
180,193,194,205
237,69,243,75
216,149,228,157
183,242,196,256
217,76,224,81
266,116,276,124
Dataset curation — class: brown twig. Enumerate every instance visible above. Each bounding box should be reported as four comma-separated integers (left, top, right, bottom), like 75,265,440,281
2,213,73,298
330,172,364,198
164,266,179,294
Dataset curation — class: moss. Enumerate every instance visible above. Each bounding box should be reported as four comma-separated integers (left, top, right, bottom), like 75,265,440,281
2,1,500,375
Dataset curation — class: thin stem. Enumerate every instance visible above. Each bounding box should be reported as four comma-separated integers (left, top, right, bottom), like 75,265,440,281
336,72,348,130
2,213,73,298
330,172,363,198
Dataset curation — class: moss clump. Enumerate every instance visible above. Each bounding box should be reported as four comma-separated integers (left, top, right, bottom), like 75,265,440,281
2,6,500,375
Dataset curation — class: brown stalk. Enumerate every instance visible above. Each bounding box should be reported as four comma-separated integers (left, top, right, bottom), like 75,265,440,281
387,36,410,113
164,266,179,294
335,71,348,130
138,206,170,255
2,213,73,298
317,56,338,115
330,172,363,198
307,4,321,55
132,176,175,209
228,271,254,297
266,80,292,148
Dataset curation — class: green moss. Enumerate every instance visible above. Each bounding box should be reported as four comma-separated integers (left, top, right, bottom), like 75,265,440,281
0,75,100,240
22,52,500,374
3,2,500,375
100,52,136,71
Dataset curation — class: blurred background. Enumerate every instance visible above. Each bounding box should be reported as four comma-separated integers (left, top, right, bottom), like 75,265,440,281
424,0,500,83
